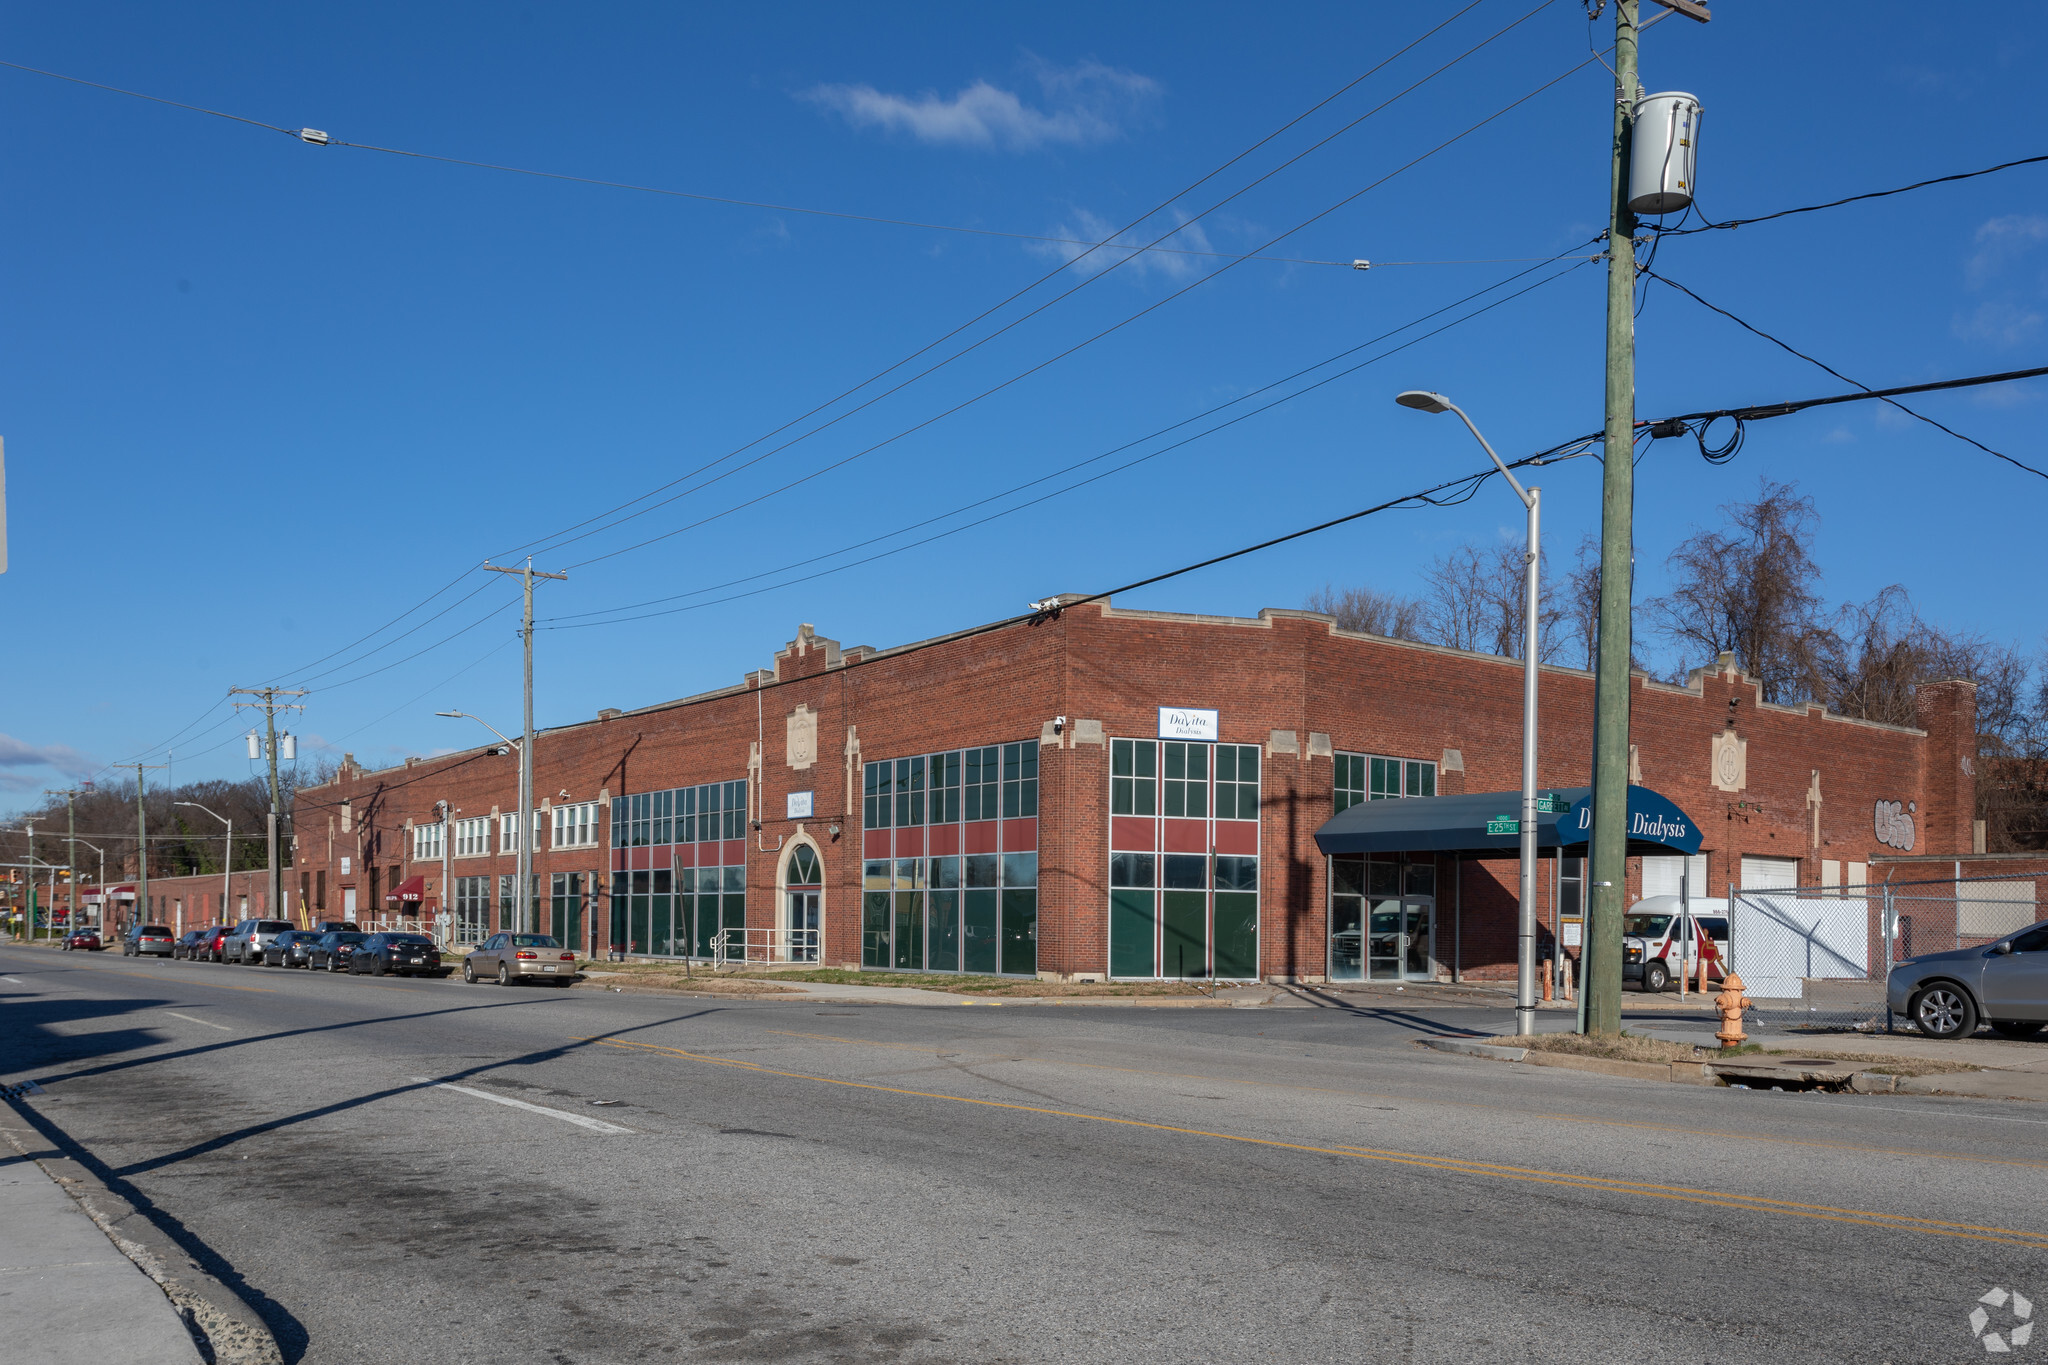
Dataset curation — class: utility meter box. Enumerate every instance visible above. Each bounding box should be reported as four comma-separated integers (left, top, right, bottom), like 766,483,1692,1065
1628,91,1702,215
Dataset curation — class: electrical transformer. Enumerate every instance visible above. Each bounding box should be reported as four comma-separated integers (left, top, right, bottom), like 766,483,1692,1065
1628,91,1702,215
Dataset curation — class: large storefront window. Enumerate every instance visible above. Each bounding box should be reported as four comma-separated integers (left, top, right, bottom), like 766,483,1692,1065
453,876,491,944
1108,738,1260,980
609,780,748,958
1328,856,1438,981
862,742,1038,975
549,872,586,954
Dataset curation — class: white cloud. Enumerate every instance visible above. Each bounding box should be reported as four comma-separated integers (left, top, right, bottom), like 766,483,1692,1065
1026,206,1215,281
802,58,1159,151
1967,214,2048,286
1953,299,2044,346
0,733,93,784
1819,426,1855,445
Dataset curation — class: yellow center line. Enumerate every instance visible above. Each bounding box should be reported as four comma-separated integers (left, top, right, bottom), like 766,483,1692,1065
580,1033,2048,1251
761,1028,2048,1173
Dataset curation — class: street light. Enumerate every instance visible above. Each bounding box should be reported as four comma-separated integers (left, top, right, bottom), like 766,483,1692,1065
436,710,532,933
1395,389,1543,1038
176,802,234,925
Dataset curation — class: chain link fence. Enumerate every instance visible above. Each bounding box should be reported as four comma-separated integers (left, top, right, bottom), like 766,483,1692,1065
1723,874,2045,1031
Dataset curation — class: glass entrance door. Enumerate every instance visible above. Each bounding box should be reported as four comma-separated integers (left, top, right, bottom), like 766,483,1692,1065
787,890,819,962
1367,896,1435,980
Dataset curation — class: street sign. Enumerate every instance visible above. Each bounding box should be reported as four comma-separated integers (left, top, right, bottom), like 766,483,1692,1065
1487,817,1519,836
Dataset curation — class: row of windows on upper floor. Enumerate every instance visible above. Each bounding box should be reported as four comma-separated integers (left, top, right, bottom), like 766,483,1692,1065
403,744,1439,862
412,803,602,862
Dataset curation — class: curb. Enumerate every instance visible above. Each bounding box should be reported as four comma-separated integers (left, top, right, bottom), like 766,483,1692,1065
0,1113,283,1365
1419,1039,1943,1095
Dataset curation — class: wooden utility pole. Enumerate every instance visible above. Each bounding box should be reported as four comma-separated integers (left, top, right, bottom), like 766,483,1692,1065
483,560,566,933
232,688,306,923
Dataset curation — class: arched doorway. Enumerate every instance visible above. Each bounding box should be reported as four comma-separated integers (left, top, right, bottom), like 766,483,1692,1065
784,841,822,962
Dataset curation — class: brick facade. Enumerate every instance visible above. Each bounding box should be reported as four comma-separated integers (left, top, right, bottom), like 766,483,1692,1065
289,600,1977,982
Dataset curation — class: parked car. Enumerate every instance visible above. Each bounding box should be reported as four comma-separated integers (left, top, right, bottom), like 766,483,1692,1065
172,929,211,960
220,919,296,966
1887,918,2048,1040
348,932,448,978
310,919,359,935
261,929,323,968
61,929,103,952
308,931,370,972
464,933,579,986
1623,897,1731,993
199,925,232,963
121,924,176,958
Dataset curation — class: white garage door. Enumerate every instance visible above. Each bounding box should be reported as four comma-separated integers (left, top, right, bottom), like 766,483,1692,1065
1740,856,1799,891
1642,855,1709,899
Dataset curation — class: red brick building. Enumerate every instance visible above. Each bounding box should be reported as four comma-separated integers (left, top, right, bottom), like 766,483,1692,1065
289,599,1983,982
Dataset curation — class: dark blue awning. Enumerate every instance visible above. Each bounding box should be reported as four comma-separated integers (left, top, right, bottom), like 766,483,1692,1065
1313,784,1702,859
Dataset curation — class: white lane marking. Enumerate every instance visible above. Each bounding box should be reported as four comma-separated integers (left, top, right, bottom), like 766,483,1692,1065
164,1011,232,1031
409,1077,633,1134
2,977,22,984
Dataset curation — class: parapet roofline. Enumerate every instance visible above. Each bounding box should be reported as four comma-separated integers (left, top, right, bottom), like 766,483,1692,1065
315,594,1928,786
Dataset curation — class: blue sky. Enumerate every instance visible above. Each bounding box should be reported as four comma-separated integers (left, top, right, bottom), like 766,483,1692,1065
3,1,2044,799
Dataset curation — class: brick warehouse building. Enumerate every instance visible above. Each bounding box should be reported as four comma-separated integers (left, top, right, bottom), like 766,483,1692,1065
288,598,1981,983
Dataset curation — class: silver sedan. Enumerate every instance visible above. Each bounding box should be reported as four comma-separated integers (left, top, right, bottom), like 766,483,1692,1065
463,933,579,987
1886,919,2048,1040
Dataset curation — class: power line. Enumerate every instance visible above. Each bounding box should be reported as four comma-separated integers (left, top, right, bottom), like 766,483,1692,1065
543,253,1599,630
0,49,1572,272
1640,267,2048,482
1661,151,2048,236
555,28,1607,573
503,0,1564,567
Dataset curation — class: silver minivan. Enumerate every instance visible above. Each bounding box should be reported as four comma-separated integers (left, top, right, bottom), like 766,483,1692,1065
221,919,296,965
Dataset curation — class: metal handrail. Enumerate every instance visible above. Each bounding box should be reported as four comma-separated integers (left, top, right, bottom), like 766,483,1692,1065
710,927,820,970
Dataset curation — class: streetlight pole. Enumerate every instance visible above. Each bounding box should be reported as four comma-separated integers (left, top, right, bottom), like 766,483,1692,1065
1396,390,1542,1037
177,802,233,924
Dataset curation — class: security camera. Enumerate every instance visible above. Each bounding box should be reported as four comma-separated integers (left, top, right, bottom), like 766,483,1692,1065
1053,716,1067,735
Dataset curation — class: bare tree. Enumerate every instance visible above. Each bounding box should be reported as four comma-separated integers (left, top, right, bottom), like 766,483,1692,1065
1647,479,1828,704
1304,583,1425,640
1559,534,1603,672
1417,541,1564,663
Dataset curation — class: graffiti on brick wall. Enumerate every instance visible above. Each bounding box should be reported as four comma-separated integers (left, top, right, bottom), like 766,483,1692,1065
1874,799,1916,851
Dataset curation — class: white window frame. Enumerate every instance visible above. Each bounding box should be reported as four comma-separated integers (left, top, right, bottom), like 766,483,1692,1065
454,817,491,859
411,822,445,862
500,810,544,854
552,801,597,849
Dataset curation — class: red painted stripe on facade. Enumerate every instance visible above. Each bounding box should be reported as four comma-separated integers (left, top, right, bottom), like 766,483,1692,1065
927,823,961,856
896,826,925,857
864,829,890,860
1163,819,1207,853
722,840,745,867
1214,821,1259,855
1002,817,1038,852
1110,816,1155,851
964,821,998,854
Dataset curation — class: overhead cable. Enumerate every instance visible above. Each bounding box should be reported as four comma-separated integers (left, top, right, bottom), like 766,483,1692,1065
1640,267,2048,482
543,253,1599,629
1662,151,2048,236
556,33,1609,572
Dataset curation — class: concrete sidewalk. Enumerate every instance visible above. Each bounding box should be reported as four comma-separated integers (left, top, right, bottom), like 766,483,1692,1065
1627,1021,2048,1100
0,1143,204,1364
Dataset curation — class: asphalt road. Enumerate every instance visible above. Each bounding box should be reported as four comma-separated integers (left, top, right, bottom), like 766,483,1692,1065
4,943,2044,1364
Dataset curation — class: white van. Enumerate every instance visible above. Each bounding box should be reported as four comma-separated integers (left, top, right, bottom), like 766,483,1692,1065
1624,895,1730,993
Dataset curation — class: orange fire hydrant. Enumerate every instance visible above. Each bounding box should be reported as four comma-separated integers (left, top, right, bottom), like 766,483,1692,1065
1714,972,1753,1049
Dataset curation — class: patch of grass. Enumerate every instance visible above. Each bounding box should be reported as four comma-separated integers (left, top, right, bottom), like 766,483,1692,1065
572,966,796,995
